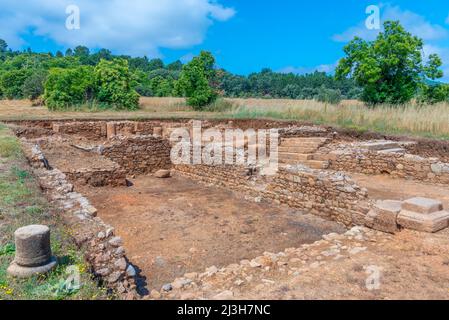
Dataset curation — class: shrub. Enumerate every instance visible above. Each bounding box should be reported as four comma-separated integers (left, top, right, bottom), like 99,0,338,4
316,86,342,105
0,69,31,99
22,69,48,100
43,66,95,110
94,59,139,110
417,84,449,105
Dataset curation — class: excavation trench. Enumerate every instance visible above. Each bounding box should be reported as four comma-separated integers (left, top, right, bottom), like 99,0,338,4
78,174,346,290
13,119,449,295
11,119,355,293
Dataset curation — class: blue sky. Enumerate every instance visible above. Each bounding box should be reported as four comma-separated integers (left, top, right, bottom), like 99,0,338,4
1,0,449,79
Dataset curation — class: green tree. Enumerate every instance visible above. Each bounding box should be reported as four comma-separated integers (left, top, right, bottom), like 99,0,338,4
336,21,443,105
148,58,164,71
43,66,95,110
22,69,48,100
94,59,139,110
0,39,8,53
177,51,217,109
0,69,31,99
73,46,90,58
149,76,174,97
418,83,449,104
316,85,342,105
167,60,183,71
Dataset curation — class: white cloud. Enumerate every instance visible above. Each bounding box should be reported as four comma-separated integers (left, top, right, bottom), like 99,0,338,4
333,5,448,42
0,0,236,56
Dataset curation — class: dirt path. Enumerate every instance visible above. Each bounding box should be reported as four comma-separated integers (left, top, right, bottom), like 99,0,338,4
350,173,449,207
79,174,346,292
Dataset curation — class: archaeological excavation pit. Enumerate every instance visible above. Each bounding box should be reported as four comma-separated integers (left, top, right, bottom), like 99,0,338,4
8,119,449,296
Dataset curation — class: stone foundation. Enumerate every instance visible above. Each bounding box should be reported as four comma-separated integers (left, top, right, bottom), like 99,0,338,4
324,147,449,184
20,142,138,299
175,164,371,227
64,168,127,187
101,135,172,175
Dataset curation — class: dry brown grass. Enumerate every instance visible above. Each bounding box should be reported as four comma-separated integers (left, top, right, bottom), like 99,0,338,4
226,99,449,139
0,98,199,121
0,98,448,139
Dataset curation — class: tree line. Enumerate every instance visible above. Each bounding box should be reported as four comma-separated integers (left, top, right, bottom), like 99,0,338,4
0,20,447,110
0,39,359,109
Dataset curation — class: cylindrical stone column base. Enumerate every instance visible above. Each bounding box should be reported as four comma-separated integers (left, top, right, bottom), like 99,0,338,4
7,225,57,278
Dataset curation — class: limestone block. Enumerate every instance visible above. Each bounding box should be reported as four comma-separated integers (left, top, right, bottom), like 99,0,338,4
52,124,61,133
360,141,400,151
106,122,116,139
155,169,171,178
402,197,443,214
397,210,449,233
365,200,402,234
153,127,163,136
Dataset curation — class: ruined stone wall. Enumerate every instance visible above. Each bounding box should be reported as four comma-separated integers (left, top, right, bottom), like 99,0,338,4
101,135,172,175
325,150,449,184
21,142,138,299
175,164,370,226
64,168,127,187
52,121,106,139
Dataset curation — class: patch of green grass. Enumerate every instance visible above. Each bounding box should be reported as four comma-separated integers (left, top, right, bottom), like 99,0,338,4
0,136,21,159
0,127,109,300
0,178,32,206
11,167,31,183
25,205,45,216
0,244,15,256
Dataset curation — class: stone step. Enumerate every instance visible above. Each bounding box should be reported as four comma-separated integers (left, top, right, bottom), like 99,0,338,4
278,146,318,153
279,158,329,170
278,153,314,161
311,153,329,161
378,148,406,154
280,141,327,148
402,197,443,214
281,137,329,143
360,141,400,151
303,160,330,169
397,210,449,233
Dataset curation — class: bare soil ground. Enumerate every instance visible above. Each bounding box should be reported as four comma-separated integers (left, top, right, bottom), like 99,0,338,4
78,174,346,291
162,227,449,300
38,137,118,173
351,173,449,207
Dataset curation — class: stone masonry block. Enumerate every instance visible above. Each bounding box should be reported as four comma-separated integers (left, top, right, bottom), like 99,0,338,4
402,197,443,214
365,200,402,234
397,210,449,233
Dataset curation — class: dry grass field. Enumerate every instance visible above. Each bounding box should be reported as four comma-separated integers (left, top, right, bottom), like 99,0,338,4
0,97,448,139
227,99,449,139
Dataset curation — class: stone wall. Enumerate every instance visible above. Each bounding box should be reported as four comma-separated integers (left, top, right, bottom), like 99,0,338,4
175,164,370,227
64,168,127,187
21,142,138,299
325,149,449,184
101,135,172,175
52,122,106,139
